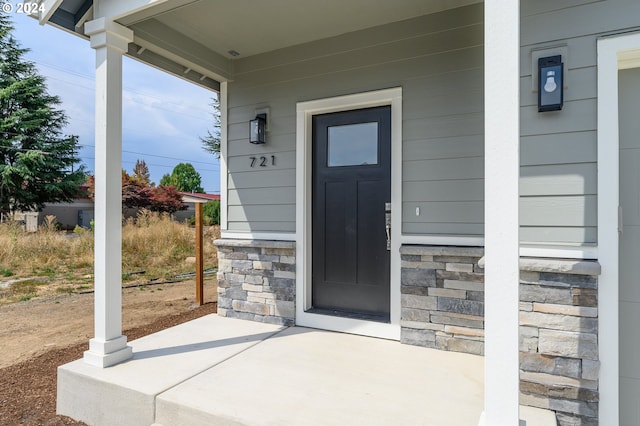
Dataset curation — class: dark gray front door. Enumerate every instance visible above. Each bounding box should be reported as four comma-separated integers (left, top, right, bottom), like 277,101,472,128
311,106,391,320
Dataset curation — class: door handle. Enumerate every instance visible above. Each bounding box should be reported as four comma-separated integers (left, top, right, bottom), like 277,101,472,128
619,205,623,237
385,202,391,251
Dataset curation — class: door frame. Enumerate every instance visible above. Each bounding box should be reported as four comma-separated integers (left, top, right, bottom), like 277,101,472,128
597,30,640,425
295,87,402,340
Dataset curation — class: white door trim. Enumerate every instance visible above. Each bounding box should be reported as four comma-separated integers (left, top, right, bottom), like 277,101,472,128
597,30,640,426
295,88,402,340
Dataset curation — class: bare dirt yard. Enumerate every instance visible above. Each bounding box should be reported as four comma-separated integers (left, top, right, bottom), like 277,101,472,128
0,278,218,425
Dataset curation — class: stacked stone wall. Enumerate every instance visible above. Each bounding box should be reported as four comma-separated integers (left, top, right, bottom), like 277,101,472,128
518,258,600,426
214,239,295,326
400,246,485,355
399,245,600,425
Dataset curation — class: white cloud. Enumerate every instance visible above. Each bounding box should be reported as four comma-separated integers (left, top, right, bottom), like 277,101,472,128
11,13,220,193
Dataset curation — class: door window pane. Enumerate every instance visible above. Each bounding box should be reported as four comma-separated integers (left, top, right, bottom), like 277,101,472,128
327,122,378,167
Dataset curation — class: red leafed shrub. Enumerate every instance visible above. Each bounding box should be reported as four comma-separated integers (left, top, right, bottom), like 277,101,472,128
147,185,187,214
85,171,187,214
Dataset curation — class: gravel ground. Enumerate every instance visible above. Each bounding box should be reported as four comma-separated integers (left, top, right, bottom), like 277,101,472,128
0,301,217,425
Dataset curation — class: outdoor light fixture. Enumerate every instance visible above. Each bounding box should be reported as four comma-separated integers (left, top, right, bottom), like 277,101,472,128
249,113,267,144
538,55,563,112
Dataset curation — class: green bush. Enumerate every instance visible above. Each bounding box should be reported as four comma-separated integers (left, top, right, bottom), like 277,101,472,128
203,200,220,225
187,215,212,226
73,225,86,235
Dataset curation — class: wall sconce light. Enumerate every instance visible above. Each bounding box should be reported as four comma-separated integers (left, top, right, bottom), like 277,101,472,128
538,55,563,112
249,113,267,144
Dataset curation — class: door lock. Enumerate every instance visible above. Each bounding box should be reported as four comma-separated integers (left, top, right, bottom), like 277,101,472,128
385,202,391,251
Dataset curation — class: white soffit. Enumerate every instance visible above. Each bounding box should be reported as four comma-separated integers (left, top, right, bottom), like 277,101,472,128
122,0,481,59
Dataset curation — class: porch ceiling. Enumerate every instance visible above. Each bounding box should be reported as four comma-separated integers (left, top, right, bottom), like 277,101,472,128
50,0,481,90
121,0,481,59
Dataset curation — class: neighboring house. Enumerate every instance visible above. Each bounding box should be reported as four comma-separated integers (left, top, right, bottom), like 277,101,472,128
14,185,93,230
175,192,220,222
39,1,640,424
38,192,219,227
179,192,220,204
39,196,95,229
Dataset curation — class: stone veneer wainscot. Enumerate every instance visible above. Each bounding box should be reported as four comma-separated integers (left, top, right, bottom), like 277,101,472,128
399,245,600,426
214,239,296,326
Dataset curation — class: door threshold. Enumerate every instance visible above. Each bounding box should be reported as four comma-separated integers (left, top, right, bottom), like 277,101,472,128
306,308,390,324
296,310,400,340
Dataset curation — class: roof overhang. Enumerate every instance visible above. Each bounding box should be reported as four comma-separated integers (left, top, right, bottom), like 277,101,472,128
181,193,220,204
42,0,482,92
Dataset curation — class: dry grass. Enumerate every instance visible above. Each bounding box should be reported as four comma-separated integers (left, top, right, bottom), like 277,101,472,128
0,211,220,304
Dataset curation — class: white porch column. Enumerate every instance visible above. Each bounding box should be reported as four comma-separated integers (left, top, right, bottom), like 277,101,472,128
83,18,134,368
483,0,520,425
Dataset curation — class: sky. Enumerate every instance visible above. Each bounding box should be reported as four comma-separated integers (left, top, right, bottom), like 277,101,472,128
10,12,220,194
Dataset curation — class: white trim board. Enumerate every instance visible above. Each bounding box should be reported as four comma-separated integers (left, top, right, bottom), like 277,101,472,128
596,30,640,426
219,231,597,261
220,232,295,242
219,83,229,231
295,88,402,340
519,244,597,260
401,235,484,247
218,229,596,261
400,237,597,260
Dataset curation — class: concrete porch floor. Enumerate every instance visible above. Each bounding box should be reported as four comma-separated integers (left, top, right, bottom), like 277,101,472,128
57,315,556,425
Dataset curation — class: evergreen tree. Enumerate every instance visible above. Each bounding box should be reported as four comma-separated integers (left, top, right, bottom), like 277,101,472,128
200,96,221,159
0,14,85,218
132,159,151,186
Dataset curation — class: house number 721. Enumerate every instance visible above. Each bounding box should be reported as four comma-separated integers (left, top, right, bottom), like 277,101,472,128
250,156,276,167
